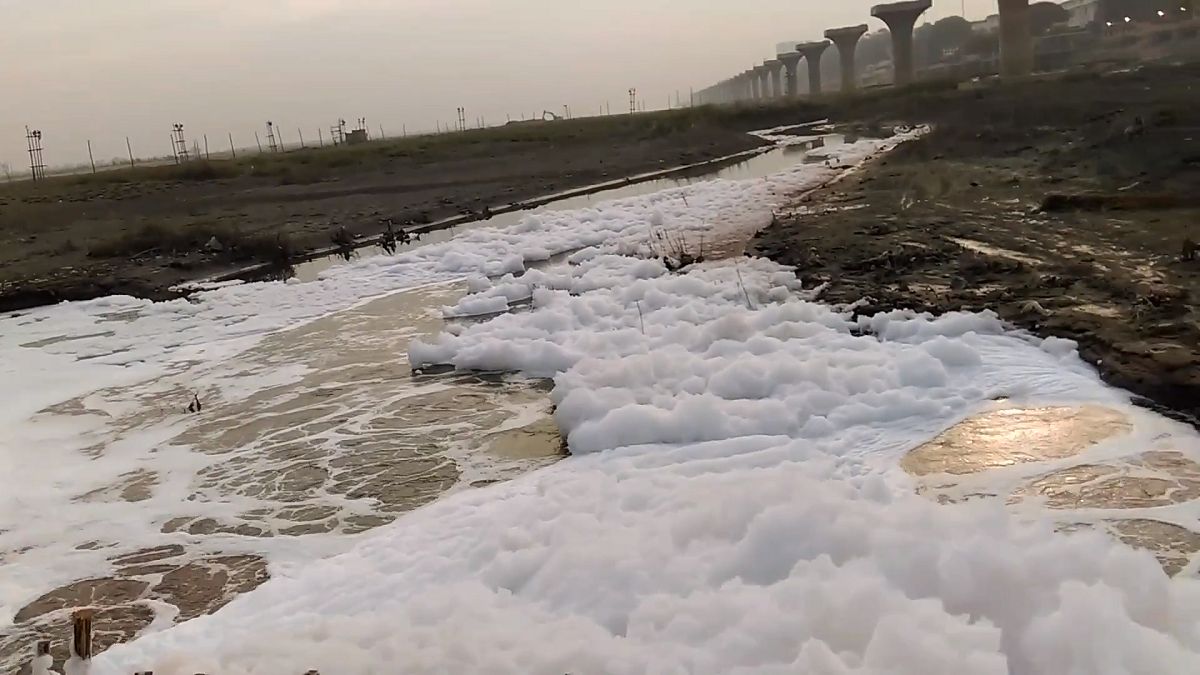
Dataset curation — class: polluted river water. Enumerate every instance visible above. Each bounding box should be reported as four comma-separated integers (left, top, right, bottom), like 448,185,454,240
3,127,1200,673
0,131,848,669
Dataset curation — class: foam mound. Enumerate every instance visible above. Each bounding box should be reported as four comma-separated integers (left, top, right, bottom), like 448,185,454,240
92,134,1200,673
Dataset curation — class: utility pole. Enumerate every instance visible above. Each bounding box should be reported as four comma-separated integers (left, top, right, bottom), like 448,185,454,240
25,127,46,181
628,88,637,114
170,123,189,164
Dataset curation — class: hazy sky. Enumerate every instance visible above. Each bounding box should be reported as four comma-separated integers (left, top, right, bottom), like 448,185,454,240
0,0,999,170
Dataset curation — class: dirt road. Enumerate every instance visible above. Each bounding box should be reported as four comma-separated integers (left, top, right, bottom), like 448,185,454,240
754,63,1200,425
0,107,816,312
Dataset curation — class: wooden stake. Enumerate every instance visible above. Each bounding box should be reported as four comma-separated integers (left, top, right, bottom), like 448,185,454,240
255,131,263,153
298,128,306,148
229,132,237,159
126,136,135,168
71,608,94,660
318,128,324,147
87,140,96,173
203,134,210,159
31,641,52,675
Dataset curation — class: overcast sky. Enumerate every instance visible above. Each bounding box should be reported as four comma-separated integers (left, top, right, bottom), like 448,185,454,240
0,0,999,170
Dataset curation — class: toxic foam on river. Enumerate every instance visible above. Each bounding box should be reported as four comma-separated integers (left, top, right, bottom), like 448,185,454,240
5,129,1200,673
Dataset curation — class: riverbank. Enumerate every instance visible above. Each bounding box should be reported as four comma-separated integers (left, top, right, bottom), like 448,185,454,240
0,105,822,313
753,62,1200,426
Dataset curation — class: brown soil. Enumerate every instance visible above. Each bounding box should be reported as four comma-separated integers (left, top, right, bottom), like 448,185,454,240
753,63,1200,426
0,107,819,312
4,551,268,674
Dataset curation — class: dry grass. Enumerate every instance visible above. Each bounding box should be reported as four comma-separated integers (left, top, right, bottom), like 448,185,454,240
1,102,827,195
87,223,295,263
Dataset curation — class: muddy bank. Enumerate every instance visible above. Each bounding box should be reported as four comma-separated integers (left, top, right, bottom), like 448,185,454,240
5,549,268,675
0,106,822,312
754,63,1200,425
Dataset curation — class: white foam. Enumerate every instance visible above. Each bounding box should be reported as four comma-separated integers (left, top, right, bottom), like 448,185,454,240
94,259,1200,674
0,133,911,624
78,131,1200,674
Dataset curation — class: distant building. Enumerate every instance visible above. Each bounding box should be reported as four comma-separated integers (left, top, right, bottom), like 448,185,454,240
1100,0,1195,24
972,14,1001,34
1063,0,1102,29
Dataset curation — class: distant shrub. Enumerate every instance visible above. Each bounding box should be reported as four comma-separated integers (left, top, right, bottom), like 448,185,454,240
173,160,238,181
88,222,294,263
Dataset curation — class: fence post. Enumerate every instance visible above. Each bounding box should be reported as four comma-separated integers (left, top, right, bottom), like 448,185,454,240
30,640,52,675
87,140,96,173
70,607,93,658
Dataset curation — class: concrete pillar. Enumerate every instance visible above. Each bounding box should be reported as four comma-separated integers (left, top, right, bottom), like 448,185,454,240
750,68,763,100
998,0,1034,78
796,41,831,96
825,24,869,92
778,52,803,98
871,0,931,87
763,60,783,99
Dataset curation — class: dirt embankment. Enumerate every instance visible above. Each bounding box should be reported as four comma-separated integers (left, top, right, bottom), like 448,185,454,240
754,63,1200,424
0,106,820,312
